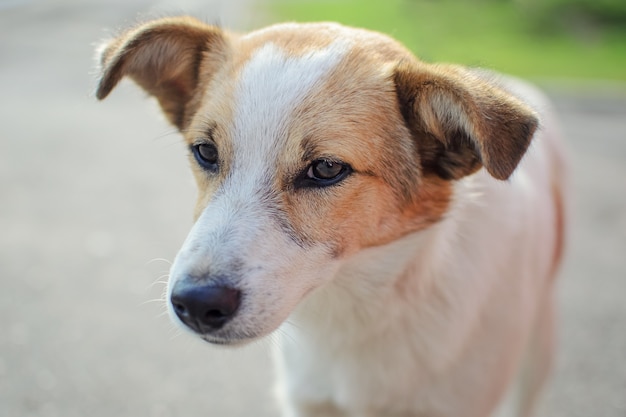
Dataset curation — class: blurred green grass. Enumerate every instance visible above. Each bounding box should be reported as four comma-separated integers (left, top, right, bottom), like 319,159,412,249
267,0,626,81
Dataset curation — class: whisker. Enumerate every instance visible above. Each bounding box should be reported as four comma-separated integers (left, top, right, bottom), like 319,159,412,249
141,297,167,306
167,324,185,341
153,274,170,282
273,324,299,348
146,258,173,266
266,332,283,351
156,309,171,319
152,128,181,143
146,277,171,291
242,332,280,361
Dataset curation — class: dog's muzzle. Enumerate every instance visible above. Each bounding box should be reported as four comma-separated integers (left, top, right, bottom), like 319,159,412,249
170,279,241,333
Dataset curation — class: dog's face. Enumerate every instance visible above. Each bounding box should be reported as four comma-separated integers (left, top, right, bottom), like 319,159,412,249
97,18,537,345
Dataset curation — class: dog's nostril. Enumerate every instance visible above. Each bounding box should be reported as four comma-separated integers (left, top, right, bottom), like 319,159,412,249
206,308,226,318
173,302,187,315
170,282,241,332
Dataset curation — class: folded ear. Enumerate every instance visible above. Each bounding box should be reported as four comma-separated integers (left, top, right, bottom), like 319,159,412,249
394,62,538,181
96,17,227,130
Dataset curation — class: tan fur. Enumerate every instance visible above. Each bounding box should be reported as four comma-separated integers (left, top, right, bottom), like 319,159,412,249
275,47,452,255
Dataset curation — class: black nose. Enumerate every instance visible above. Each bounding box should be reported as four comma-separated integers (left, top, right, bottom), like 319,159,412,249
170,281,241,333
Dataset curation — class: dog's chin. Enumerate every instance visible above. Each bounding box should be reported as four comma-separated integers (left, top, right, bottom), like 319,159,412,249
198,331,261,347
190,320,277,347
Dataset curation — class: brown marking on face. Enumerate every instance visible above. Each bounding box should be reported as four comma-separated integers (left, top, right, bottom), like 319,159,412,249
273,43,453,257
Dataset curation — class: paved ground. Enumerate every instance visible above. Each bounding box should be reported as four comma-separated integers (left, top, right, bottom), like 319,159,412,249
1,1,625,417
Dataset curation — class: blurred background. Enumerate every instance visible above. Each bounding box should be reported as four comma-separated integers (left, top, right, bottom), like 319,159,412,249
0,0,624,416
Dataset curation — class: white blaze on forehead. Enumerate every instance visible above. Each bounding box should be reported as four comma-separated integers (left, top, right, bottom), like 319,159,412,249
231,41,348,175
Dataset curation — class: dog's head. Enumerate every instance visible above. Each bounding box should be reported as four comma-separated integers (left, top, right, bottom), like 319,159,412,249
97,18,537,345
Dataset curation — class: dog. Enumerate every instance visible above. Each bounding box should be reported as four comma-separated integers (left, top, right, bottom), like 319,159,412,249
96,17,568,417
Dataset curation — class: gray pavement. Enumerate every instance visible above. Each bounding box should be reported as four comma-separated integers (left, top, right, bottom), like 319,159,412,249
0,1,625,416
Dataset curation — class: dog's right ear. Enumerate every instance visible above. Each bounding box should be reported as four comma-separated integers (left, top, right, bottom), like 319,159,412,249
96,17,228,130
394,62,538,181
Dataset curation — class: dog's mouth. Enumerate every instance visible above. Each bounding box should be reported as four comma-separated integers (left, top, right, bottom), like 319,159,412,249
196,327,263,346
200,335,231,345
167,301,262,346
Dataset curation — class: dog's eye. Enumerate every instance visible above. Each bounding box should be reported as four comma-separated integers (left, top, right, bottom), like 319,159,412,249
309,160,343,180
192,143,219,171
299,159,351,187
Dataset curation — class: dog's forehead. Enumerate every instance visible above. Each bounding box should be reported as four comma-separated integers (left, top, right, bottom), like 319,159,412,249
230,39,348,161
223,24,408,164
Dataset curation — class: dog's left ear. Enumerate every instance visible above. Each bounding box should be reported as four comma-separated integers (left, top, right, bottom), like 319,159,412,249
394,62,538,181
96,17,227,130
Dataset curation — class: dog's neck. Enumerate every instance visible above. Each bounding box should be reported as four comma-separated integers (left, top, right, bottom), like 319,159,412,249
286,220,445,340
278,176,492,360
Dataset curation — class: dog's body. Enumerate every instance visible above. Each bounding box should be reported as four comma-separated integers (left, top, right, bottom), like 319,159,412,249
97,18,567,417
